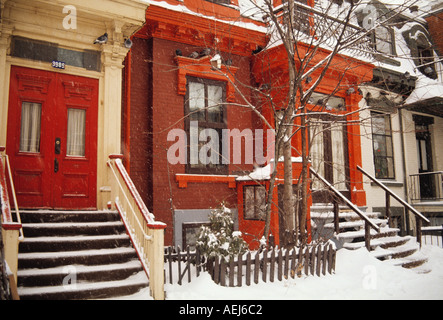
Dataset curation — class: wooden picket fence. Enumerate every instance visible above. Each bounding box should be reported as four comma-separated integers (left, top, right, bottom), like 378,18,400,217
164,242,336,287
208,243,336,287
164,246,205,285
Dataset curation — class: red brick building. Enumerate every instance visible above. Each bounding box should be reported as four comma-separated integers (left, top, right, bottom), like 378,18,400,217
123,0,267,246
426,2,443,58
123,0,374,248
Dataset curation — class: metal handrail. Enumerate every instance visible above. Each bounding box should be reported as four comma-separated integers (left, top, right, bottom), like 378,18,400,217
357,166,429,223
310,167,379,230
409,171,443,177
310,167,379,251
357,165,430,246
408,171,443,202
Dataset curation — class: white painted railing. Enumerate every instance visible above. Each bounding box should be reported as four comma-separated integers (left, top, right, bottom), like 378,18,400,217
0,147,23,241
1,146,22,299
107,154,166,300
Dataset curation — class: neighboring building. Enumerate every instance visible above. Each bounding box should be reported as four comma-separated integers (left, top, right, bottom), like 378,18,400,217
359,0,443,234
124,0,376,248
124,0,268,247
0,0,148,210
3,0,441,250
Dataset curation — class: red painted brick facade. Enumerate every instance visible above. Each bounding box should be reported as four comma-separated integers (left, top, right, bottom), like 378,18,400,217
426,10,443,57
124,36,260,245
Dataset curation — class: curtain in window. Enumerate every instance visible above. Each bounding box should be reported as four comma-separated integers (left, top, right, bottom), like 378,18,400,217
66,108,86,156
20,102,42,153
331,123,346,190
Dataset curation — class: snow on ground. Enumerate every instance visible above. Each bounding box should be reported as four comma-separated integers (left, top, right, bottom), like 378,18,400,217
117,244,443,300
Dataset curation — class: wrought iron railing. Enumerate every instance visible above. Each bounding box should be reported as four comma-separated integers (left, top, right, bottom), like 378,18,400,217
409,171,443,202
273,1,376,59
358,166,430,246
310,167,380,251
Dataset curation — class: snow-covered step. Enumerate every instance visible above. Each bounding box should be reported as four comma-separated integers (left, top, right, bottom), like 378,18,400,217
22,221,125,237
17,210,149,300
18,271,149,300
371,246,428,270
324,218,387,231
18,247,139,269
370,241,420,260
343,235,412,250
17,260,143,288
336,226,400,241
310,208,380,221
311,204,431,273
20,234,132,252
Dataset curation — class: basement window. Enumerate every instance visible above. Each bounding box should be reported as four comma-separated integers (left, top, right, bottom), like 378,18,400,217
244,185,266,221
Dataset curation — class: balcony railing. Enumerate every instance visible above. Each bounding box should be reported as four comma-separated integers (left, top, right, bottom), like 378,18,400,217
409,171,443,202
273,1,376,59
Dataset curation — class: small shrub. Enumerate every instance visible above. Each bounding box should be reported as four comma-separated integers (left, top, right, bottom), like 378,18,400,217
197,204,248,262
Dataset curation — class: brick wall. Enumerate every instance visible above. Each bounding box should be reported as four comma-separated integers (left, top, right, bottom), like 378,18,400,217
124,37,153,208
126,37,261,245
426,11,443,56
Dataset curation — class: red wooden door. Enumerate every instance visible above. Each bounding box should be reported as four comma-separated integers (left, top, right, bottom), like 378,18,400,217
6,66,98,209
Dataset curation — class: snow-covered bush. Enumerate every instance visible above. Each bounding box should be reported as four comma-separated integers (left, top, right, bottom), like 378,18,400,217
197,204,248,262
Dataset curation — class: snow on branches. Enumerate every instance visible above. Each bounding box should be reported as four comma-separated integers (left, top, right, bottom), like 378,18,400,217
197,204,248,262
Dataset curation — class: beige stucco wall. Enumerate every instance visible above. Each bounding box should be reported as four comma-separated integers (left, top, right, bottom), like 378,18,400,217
360,88,443,227
0,0,148,209
359,91,407,212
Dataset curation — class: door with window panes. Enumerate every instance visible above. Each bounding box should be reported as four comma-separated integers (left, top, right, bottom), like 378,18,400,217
6,66,98,209
309,117,349,202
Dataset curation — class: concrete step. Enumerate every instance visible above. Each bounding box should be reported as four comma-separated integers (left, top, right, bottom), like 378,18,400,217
18,210,121,224
17,210,148,300
18,247,139,269
17,260,143,288
22,221,126,237
18,271,149,300
19,234,132,253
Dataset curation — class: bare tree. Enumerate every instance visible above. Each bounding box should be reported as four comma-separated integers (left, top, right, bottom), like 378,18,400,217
231,0,428,245
144,0,437,247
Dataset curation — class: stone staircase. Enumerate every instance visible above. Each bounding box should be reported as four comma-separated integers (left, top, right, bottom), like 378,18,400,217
16,210,149,300
311,205,430,273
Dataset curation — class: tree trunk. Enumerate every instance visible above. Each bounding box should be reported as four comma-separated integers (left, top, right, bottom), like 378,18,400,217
282,133,295,240
299,110,308,244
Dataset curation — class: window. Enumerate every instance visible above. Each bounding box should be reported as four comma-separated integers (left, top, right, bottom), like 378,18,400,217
182,222,209,249
244,185,266,220
371,27,395,55
417,44,436,79
20,102,42,153
185,77,227,174
66,109,86,156
371,112,395,179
